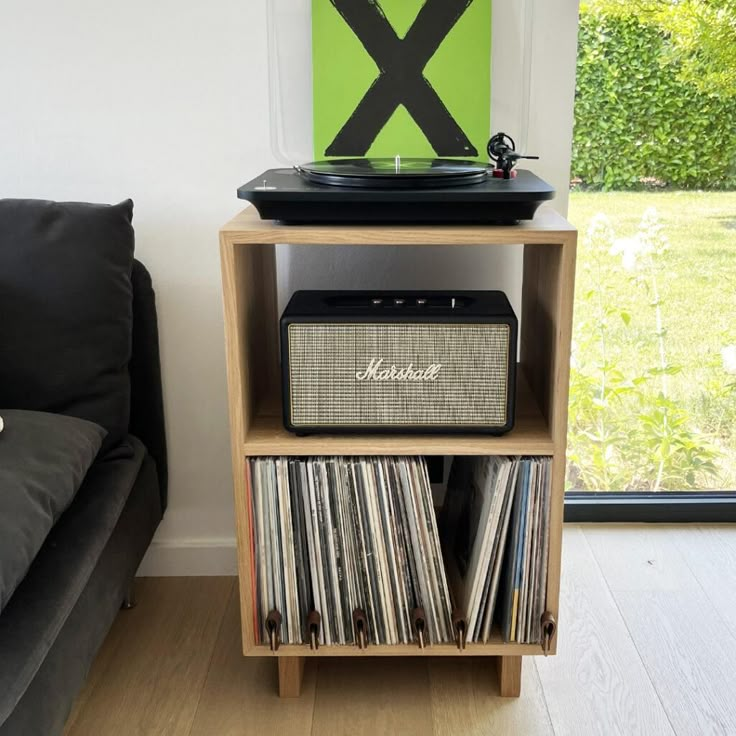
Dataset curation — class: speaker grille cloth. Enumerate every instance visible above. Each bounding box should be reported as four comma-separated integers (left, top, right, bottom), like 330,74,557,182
288,323,510,426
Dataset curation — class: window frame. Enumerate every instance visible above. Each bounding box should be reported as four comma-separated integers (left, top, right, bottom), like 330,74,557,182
564,491,736,523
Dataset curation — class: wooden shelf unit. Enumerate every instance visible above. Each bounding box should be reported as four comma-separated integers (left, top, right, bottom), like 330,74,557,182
219,206,577,699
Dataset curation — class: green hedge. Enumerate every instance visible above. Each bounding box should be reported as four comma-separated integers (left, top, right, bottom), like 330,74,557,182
572,10,736,190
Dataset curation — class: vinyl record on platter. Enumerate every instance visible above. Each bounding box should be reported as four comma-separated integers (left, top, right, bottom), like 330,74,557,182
297,157,489,189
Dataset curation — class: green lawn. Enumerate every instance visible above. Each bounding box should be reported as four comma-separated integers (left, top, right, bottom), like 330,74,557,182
567,191,736,491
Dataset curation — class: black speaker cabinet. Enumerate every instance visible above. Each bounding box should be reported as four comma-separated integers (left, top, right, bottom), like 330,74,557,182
280,291,517,435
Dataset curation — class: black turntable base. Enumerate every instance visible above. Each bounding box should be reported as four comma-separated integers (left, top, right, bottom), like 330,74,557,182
237,159,555,225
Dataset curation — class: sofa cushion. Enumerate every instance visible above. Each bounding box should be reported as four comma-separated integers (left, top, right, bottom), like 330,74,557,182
0,410,106,612
0,198,135,450
0,436,149,731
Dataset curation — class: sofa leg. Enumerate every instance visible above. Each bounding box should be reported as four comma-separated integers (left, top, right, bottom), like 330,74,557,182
121,580,137,610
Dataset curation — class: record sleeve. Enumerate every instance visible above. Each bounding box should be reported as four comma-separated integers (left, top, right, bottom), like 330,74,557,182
327,458,352,642
466,458,509,637
299,460,323,643
288,459,312,636
470,459,513,641
389,458,422,620
245,460,260,644
359,459,386,644
409,458,445,643
374,458,407,644
518,459,537,643
524,460,542,643
267,459,287,643
349,459,378,644
335,459,359,641
397,458,435,642
277,458,299,642
480,460,520,643
319,459,345,643
307,459,332,645
382,458,413,643
500,458,529,642
253,460,272,643
366,459,396,644
417,458,453,643
532,459,552,643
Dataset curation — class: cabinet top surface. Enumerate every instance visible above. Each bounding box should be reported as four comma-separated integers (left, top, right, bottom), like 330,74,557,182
220,205,577,246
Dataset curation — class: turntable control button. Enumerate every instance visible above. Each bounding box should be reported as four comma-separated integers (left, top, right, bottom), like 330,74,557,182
393,298,406,306
371,298,383,306
416,298,427,306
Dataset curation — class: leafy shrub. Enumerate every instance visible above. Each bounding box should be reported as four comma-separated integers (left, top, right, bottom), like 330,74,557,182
567,209,720,491
572,8,736,190
587,0,736,100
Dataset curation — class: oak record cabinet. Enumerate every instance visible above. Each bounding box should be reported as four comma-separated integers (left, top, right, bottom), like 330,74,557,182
219,207,577,698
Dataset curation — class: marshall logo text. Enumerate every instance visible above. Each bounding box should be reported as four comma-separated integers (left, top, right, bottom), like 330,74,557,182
355,358,442,382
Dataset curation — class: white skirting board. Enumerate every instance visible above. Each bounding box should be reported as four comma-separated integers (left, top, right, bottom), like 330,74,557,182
136,537,238,576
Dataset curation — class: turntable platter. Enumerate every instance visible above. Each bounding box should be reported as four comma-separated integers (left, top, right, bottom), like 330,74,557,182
297,157,489,189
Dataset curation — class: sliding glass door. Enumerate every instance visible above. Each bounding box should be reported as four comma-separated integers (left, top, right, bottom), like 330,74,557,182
565,0,736,520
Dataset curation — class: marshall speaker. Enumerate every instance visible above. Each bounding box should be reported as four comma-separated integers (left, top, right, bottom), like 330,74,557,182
281,291,517,435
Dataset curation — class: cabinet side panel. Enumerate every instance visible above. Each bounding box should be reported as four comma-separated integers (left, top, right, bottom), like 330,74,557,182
520,237,577,652
221,238,248,437
546,235,576,654
220,236,254,651
220,239,278,652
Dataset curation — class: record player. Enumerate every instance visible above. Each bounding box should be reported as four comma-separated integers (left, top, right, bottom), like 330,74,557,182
238,133,555,225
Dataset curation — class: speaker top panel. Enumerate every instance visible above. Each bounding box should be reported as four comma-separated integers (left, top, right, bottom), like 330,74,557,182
281,290,517,322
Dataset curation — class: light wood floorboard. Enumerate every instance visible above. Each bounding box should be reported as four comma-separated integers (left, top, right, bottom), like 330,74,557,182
585,525,736,736
582,524,701,593
670,525,736,629
62,599,129,735
63,526,736,736
429,658,553,736
536,527,674,736
312,657,433,736
187,583,316,736
65,577,233,736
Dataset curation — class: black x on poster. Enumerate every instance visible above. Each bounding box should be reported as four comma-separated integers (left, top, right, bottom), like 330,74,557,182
312,0,492,159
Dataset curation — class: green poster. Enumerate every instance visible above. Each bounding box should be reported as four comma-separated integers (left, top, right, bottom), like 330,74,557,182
312,0,492,161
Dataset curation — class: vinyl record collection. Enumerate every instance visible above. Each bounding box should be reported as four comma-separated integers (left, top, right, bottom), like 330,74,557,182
440,456,552,644
246,454,551,649
246,457,453,647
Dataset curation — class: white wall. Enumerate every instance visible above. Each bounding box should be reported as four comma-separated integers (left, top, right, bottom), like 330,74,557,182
0,0,579,575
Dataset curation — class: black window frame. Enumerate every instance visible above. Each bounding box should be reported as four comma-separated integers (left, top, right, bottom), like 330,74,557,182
564,491,736,523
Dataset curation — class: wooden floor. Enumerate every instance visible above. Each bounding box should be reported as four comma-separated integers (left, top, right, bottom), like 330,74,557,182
63,524,736,736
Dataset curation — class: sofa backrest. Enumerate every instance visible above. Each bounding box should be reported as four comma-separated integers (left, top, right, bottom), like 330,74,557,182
0,199,135,453
130,260,168,509
0,199,167,509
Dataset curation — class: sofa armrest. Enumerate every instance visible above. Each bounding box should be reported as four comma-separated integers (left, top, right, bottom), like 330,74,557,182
129,260,168,510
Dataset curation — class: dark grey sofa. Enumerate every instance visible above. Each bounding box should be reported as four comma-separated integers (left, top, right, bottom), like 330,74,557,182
0,200,167,736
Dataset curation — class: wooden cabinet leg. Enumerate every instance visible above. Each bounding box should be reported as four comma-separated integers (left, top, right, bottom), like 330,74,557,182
497,655,522,698
278,657,305,698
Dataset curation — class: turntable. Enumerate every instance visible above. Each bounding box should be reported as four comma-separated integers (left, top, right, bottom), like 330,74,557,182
238,133,555,225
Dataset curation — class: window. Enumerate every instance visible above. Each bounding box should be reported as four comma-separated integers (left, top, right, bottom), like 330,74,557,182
565,0,736,521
